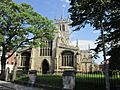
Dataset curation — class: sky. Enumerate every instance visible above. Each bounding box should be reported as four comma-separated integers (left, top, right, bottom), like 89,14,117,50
13,0,102,64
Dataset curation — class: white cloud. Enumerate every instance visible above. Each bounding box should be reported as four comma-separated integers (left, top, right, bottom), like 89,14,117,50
92,30,100,34
70,40,104,64
65,0,70,3
62,4,66,7
70,40,103,64
60,0,70,3
70,40,96,50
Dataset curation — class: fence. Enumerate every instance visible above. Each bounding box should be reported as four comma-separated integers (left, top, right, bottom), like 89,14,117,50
14,70,120,90
75,70,120,90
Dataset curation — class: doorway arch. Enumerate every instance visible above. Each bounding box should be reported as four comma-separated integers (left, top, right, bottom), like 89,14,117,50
42,59,49,74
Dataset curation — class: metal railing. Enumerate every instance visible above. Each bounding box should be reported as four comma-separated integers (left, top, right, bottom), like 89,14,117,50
75,70,120,90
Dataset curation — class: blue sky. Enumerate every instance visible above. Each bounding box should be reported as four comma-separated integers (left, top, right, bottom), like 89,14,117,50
13,0,99,40
13,0,102,64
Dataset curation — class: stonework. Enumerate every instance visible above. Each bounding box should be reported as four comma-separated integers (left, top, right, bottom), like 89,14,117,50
17,18,98,74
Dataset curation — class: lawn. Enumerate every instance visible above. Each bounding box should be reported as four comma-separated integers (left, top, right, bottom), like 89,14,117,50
14,72,120,90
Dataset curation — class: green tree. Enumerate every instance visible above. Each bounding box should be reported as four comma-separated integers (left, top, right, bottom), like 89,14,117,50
108,45,120,70
69,0,120,90
69,0,120,69
0,0,55,79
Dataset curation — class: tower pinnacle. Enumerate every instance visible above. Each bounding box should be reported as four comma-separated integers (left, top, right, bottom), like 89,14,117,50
76,39,79,47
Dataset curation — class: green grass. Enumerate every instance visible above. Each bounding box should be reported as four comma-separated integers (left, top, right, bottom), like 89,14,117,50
75,74,105,90
14,73,120,90
35,74,62,90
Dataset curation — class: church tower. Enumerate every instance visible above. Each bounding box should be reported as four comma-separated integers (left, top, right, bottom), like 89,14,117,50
54,18,70,45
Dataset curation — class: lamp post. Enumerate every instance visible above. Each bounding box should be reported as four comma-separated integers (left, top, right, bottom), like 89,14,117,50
101,24,110,90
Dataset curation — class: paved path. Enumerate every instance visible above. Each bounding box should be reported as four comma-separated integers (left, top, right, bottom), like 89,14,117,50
0,80,44,90
0,85,13,90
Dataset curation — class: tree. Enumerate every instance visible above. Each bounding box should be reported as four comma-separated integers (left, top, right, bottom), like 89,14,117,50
0,0,55,79
69,0,120,90
69,0,120,64
108,45,120,70
69,0,120,69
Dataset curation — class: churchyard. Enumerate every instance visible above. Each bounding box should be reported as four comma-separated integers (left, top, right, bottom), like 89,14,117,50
13,70,120,90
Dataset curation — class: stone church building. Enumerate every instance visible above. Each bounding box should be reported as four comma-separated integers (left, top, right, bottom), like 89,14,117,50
16,19,98,74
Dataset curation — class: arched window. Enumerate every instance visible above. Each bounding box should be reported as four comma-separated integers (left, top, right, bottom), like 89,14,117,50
62,24,65,31
60,25,62,31
40,40,52,56
61,51,74,66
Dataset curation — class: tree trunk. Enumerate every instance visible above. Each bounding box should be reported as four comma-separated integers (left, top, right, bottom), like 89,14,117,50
1,45,7,80
101,26,110,90
1,56,6,80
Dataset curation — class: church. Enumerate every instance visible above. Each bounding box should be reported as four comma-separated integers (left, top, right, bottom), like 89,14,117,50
16,18,98,74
